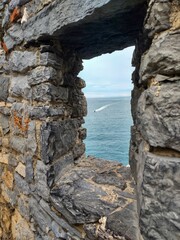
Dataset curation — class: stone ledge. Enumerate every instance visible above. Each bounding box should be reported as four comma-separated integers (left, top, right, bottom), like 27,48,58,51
50,156,141,240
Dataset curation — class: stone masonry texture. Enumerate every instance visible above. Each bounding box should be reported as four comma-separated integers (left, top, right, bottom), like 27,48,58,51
0,0,179,239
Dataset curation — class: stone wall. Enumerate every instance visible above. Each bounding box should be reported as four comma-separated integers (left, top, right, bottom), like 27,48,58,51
0,0,180,239
130,0,180,239
0,38,87,238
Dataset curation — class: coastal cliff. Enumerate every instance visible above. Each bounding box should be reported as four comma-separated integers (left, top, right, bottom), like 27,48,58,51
0,0,179,239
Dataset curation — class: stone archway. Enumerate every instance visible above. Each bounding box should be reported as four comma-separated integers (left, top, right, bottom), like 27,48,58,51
0,0,180,239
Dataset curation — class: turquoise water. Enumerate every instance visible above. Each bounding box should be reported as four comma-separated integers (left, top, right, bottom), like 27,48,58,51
83,97,132,165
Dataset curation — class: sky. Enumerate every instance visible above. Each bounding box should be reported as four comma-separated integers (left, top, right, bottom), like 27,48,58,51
79,46,135,98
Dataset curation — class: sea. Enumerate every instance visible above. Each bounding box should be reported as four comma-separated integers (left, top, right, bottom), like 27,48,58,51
83,97,133,166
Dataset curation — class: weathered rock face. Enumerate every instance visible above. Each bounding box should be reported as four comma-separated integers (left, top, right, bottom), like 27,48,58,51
1,0,146,59
0,0,180,239
130,0,180,239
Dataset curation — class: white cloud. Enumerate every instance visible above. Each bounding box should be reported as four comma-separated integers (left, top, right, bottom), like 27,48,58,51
79,46,135,98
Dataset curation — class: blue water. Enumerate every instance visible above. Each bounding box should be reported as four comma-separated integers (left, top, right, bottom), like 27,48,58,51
83,97,132,165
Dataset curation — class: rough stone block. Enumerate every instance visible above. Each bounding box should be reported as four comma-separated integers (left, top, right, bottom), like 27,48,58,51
10,75,31,99
0,76,9,101
9,50,38,73
32,83,68,102
29,106,65,119
137,81,180,151
10,136,26,154
140,153,180,240
144,1,171,37
140,31,180,82
27,66,58,86
26,121,37,155
39,52,63,69
41,119,79,164
47,152,74,186
69,89,87,117
3,24,23,49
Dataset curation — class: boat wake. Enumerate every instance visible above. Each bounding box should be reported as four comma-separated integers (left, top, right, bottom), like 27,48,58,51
94,104,111,112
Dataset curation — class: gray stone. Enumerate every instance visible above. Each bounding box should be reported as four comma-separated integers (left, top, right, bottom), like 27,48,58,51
10,75,32,99
10,136,26,154
73,143,85,160
41,120,79,164
137,81,180,151
8,0,19,11
107,202,140,240
26,121,37,155
2,5,10,28
28,66,58,86
18,0,32,6
51,221,66,239
29,197,52,233
34,160,50,201
29,106,65,119
69,89,87,117
14,173,30,195
50,156,136,225
140,153,180,240
0,113,9,135
32,83,68,102
47,152,74,186
144,1,171,37
25,155,34,183
140,31,180,82
39,199,82,238
3,24,23,50
0,76,9,101
39,52,63,69
9,51,38,73
9,0,31,11
8,154,18,167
